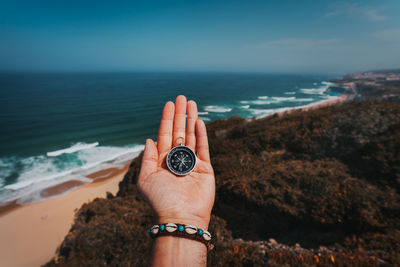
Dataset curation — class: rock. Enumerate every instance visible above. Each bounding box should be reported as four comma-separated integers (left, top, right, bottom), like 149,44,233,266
268,238,278,245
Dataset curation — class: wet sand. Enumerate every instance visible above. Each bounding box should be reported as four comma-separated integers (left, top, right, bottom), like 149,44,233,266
0,163,131,267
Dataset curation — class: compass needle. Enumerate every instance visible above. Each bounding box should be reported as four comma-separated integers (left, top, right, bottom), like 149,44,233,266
166,137,197,176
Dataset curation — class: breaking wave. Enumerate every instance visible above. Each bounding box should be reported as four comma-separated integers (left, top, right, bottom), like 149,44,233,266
300,81,334,95
0,143,144,205
47,142,99,157
204,105,232,113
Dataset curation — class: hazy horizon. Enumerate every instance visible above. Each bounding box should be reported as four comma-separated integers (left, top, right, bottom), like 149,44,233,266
1,0,400,74
0,69,347,75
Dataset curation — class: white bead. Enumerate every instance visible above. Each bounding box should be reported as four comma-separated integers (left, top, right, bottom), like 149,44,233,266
202,230,211,241
165,223,178,232
185,225,197,234
151,225,159,234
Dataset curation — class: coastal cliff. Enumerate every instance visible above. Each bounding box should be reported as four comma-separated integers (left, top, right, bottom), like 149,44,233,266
46,100,400,266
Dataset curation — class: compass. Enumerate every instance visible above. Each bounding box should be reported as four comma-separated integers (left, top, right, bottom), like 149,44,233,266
166,138,197,176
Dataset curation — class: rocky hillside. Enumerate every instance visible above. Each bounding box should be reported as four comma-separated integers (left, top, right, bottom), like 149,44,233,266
46,100,400,266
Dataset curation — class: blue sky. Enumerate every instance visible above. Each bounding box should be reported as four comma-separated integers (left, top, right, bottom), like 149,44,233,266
0,0,399,73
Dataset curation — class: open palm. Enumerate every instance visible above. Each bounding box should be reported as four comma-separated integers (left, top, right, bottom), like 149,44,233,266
137,95,215,230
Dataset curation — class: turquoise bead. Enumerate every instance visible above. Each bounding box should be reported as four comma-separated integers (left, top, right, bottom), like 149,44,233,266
178,225,184,232
160,224,165,231
198,229,203,236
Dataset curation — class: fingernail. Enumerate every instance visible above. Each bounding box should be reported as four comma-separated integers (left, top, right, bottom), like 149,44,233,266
145,139,151,146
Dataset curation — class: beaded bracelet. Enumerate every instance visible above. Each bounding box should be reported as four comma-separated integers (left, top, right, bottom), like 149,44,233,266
147,223,214,251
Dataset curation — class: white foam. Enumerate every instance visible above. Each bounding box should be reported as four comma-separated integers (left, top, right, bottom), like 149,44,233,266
258,96,269,99
240,99,274,105
240,105,250,109
284,92,296,95
250,95,340,119
241,96,310,105
271,96,296,101
252,100,273,105
0,158,16,188
300,88,326,95
5,145,143,191
322,81,335,86
198,111,209,115
300,81,334,95
47,142,99,157
291,98,314,102
204,105,232,113
1,143,144,205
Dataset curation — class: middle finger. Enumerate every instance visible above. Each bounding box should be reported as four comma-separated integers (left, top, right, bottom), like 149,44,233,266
173,95,187,147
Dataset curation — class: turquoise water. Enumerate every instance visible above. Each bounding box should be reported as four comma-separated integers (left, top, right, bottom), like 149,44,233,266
0,72,337,204
326,91,343,95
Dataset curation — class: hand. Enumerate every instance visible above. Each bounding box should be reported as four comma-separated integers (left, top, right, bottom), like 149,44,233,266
137,95,215,230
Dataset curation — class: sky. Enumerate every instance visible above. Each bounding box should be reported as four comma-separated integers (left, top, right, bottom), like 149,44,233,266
0,0,399,74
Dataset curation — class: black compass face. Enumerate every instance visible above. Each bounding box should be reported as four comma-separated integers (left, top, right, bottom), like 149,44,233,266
166,145,197,176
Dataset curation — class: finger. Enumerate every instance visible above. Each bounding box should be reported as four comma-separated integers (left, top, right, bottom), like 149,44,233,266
157,101,175,156
138,139,158,180
186,100,198,151
195,119,211,163
173,95,187,147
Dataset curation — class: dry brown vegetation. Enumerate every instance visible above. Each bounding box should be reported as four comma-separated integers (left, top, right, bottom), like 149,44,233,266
46,100,400,266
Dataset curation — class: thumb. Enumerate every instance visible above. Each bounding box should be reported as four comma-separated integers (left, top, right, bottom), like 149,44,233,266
138,139,158,180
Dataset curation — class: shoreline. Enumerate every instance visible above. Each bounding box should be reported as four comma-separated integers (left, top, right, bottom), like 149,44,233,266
255,94,348,120
0,162,131,267
0,163,132,217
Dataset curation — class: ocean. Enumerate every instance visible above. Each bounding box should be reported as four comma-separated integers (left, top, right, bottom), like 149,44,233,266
0,72,338,205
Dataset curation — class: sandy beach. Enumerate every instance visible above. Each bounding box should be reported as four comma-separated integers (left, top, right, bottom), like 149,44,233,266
0,163,131,267
300,94,348,111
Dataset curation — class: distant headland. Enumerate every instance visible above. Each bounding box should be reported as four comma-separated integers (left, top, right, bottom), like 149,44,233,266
330,69,400,102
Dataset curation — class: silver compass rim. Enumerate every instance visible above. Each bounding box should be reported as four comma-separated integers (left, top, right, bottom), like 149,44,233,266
166,145,197,176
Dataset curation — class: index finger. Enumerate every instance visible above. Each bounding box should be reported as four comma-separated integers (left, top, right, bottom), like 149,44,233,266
157,101,175,157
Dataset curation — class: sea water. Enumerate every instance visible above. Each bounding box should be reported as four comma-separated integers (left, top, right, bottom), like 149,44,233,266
0,72,338,205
